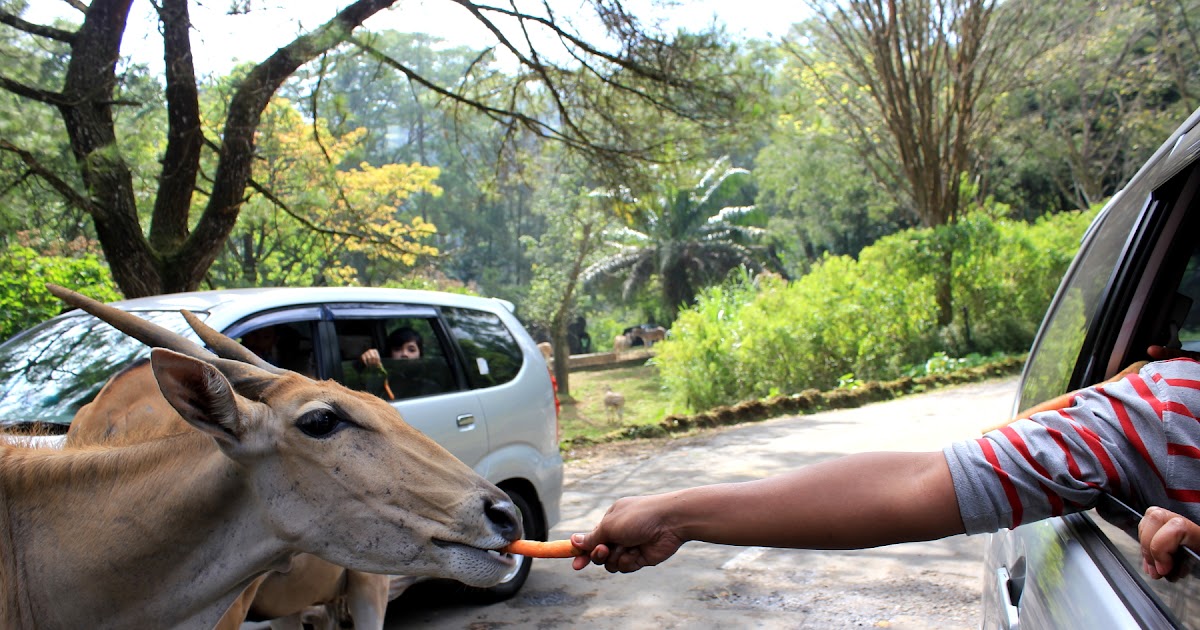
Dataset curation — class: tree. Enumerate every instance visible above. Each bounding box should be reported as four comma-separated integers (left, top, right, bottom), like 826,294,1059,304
995,0,1200,212
204,97,441,288
523,170,618,396
583,156,771,323
787,0,1045,325
754,106,911,273
0,1,743,297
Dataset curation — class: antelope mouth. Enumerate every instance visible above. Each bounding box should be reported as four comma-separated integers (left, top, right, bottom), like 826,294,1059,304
432,539,518,565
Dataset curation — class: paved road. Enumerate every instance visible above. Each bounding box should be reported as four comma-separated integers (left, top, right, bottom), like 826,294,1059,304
385,377,1020,629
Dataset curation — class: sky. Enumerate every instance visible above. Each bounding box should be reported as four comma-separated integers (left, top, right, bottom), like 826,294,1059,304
27,1,811,78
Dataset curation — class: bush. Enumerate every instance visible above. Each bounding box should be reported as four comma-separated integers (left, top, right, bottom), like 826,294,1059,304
655,208,1098,412
0,244,121,343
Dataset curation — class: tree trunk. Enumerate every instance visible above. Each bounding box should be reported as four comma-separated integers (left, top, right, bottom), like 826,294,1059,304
58,0,399,298
551,323,571,398
936,248,954,327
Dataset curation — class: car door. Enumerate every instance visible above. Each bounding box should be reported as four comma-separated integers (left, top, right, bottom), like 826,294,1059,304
987,128,1200,629
323,304,489,469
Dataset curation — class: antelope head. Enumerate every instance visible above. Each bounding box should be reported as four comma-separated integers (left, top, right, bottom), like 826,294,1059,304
46,284,522,586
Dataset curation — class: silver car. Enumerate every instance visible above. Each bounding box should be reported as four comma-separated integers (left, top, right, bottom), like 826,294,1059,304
0,286,563,601
982,108,1200,627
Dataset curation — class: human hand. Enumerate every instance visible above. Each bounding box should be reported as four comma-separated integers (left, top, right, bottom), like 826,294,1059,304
1147,345,1200,362
1139,506,1200,580
570,494,686,574
360,348,382,369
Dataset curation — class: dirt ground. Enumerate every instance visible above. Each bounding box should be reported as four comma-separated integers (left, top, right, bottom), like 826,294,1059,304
384,376,1020,629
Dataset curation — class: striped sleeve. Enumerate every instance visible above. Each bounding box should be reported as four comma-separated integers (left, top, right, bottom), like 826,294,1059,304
944,358,1200,535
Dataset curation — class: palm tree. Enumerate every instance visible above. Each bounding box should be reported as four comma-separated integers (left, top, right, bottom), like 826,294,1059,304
583,157,770,322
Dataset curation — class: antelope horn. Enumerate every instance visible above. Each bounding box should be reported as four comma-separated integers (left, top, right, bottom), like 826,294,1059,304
180,309,284,375
46,284,219,363
46,284,279,396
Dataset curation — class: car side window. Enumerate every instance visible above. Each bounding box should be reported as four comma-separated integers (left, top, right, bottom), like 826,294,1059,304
1171,247,1200,351
235,320,318,377
1017,197,1146,408
441,306,523,389
332,316,455,401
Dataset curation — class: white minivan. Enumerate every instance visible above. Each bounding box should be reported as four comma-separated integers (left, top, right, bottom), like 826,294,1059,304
0,286,563,602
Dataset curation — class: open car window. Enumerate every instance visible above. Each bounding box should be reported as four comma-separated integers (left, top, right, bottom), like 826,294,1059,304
331,314,457,401
1092,496,1200,626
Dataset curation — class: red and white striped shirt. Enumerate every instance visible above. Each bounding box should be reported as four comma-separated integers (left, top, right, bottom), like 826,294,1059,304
944,358,1200,534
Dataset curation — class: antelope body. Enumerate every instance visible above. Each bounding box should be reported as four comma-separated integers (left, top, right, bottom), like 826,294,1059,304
67,360,391,630
603,387,625,423
0,285,521,629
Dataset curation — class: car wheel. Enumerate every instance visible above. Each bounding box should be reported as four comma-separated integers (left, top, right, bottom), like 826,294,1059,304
466,487,542,603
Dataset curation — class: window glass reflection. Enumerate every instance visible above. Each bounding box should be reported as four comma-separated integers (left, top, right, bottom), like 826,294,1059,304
0,311,193,427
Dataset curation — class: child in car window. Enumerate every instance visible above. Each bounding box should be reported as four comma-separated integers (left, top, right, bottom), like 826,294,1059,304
352,327,441,400
360,327,422,367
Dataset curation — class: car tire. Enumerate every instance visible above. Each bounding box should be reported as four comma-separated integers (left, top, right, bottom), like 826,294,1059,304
464,487,542,604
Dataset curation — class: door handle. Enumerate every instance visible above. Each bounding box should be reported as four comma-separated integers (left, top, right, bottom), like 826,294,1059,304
456,413,476,429
996,566,1021,630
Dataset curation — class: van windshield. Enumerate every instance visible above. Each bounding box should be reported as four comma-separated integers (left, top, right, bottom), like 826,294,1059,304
0,311,194,430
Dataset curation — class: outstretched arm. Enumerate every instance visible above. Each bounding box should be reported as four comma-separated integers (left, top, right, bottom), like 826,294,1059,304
572,451,963,573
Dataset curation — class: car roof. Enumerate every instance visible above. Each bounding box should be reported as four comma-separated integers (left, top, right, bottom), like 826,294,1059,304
95,287,516,318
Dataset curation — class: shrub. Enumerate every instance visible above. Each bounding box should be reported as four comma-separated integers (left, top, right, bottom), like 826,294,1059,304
655,208,1098,412
0,244,121,343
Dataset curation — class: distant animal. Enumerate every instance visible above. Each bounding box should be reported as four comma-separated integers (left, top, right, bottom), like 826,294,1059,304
603,387,626,423
632,325,667,347
613,334,632,354
537,341,553,360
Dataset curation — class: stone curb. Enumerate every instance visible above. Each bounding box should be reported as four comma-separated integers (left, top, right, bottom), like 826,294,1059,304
559,356,1026,450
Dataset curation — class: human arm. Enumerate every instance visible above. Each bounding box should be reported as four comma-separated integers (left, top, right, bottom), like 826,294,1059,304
571,451,963,573
1139,506,1200,580
360,348,383,369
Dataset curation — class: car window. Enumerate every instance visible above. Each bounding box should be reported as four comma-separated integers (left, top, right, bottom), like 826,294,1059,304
0,310,194,428
231,320,319,377
1091,497,1200,626
442,307,523,389
1018,198,1148,408
1173,247,1200,351
331,315,456,401
1077,167,1200,627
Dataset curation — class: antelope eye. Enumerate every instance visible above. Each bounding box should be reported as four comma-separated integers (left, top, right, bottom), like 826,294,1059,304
296,409,349,438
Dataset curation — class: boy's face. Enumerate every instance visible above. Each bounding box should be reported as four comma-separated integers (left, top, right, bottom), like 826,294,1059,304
390,340,421,360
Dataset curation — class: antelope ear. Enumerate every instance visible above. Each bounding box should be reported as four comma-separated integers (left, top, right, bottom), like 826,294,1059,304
150,348,244,446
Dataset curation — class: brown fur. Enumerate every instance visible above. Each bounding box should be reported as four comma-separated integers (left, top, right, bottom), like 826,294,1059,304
67,361,391,630
0,348,517,628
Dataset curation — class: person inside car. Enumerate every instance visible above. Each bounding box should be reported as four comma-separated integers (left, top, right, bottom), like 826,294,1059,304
569,345,1200,574
350,327,441,400
1139,506,1200,580
360,326,423,366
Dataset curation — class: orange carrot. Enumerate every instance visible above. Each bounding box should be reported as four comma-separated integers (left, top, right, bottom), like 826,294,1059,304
502,539,582,558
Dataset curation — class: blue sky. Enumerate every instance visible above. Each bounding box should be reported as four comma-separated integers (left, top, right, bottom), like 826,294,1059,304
28,1,809,77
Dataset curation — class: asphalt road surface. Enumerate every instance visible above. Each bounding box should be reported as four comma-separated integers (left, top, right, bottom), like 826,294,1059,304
385,376,1020,629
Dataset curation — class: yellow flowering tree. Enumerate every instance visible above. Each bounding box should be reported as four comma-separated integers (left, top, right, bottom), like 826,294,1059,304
205,97,441,287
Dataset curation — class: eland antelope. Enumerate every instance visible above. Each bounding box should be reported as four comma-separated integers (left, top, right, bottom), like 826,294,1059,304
0,284,521,629
67,358,392,630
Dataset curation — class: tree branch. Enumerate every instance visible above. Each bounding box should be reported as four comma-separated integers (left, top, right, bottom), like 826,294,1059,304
0,74,68,106
0,139,96,215
0,10,77,43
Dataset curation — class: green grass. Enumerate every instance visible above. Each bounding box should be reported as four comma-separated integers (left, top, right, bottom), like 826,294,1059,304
557,362,683,443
